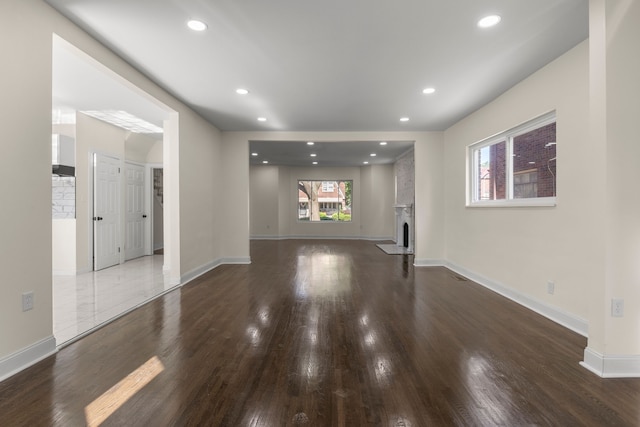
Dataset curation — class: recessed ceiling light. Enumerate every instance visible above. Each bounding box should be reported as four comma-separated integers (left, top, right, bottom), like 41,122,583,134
310,153,317,157
312,161,318,165
422,88,436,94
262,160,269,164
478,15,501,28
380,141,387,146
307,141,314,145
363,161,369,165
370,153,377,157
187,20,208,31
400,117,410,122
251,152,258,156
257,117,267,122
236,88,249,95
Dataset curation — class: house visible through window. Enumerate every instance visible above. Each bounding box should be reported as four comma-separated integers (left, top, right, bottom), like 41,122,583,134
298,180,352,221
469,112,556,206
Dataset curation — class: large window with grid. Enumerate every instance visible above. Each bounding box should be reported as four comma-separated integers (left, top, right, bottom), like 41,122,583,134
298,180,352,221
469,112,556,207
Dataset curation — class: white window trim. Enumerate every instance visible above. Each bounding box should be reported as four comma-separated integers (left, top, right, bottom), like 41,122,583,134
467,111,557,208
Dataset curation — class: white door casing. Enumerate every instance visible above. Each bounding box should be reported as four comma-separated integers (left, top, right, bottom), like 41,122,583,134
94,153,121,271
125,162,146,261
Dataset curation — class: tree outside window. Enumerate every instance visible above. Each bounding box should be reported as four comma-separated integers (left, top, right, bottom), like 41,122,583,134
298,180,352,221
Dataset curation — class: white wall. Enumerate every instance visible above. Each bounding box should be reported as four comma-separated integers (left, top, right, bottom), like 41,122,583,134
250,166,280,236
125,132,160,163
359,164,395,240
0,0,236,379
443,41,592,330
178,110,225,280
585,0,640,365
250,164,394,240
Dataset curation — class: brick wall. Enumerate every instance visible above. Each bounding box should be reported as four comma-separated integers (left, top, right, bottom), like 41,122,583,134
52,176,76,219
488,123,556,199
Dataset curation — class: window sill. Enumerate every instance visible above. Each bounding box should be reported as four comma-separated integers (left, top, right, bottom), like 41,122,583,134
467,197,556,208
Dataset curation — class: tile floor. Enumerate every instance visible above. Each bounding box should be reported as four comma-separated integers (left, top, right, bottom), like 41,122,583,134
53,254,173,345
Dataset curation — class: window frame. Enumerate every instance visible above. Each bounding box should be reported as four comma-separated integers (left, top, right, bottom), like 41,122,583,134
467,111,557,208
297,179,352,222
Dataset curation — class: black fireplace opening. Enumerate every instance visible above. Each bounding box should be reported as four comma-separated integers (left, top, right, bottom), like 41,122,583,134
403,222,409,248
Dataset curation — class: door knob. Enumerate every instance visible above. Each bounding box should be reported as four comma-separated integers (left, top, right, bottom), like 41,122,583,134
142,214,147,218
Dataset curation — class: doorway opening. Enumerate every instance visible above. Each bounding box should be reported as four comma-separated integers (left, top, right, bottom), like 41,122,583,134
52,35,179,347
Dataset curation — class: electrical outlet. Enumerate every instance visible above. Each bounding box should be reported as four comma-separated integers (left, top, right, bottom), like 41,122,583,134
22,292,34,312
547,281,555,295
612,298,624,317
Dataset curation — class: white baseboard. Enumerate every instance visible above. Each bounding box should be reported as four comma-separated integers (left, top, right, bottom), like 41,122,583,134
180,257,252,285
581,347,640,378
413,258,445,267
441,261,588,337
221,257,251,265
250,235,394,241
412,259,588,337
53,270,76,276
0,336,57,383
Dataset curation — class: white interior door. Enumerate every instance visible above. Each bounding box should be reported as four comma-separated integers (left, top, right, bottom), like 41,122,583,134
125,162,146,260
94,153,121,271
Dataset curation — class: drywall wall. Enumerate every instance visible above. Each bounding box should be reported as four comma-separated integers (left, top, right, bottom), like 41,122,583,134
586,0,640,360
359,164,395,240
0,0,232,378
443,41,592,329
249,163,395,240
125,132,161,163
250,166,280,237
178,110,225,279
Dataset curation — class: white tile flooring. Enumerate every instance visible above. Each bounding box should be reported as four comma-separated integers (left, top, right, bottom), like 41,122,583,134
53,254,172,345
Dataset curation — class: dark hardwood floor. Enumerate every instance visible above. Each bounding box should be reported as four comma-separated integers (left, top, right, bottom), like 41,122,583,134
1,240,640,426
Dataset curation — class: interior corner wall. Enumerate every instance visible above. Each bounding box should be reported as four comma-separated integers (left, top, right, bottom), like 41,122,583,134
125,132,160,163
178,111,225,278
250,165,280,237
442,41,593,329
413,133,445,263
220,133,250,261
360,164,395,240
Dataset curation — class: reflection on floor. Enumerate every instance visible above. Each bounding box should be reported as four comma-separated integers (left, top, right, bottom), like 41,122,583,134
376,243,413,254
53,255,170,346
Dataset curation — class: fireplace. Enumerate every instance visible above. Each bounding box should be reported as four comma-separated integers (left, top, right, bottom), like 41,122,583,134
393,204,413,253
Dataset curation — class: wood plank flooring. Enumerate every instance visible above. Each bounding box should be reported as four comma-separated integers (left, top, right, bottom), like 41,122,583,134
1,240,640,426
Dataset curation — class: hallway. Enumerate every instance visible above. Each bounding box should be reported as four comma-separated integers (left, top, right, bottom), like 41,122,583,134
53,254,169,345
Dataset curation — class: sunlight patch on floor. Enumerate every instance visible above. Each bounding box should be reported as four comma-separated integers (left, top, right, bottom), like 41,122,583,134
85,356,164,426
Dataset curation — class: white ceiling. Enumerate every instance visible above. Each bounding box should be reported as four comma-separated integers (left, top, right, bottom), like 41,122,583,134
47,0,588,165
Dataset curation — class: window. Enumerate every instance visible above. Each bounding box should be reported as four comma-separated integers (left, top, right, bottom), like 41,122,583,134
469,112,556,207
298,180,352,221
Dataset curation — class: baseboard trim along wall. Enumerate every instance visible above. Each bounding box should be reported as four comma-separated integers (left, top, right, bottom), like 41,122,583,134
180,257,251,285
0,336,57,383
250,235,394,241
413,259,588,338
443,261,589,338
581,347,640,378
413,258,445,267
